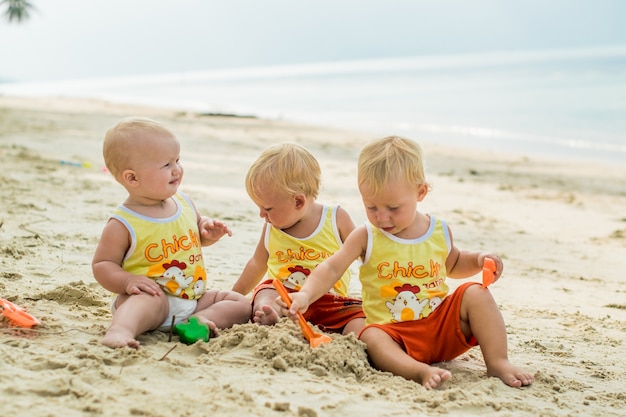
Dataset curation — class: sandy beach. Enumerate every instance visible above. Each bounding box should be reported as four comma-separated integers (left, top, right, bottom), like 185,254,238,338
1,95,625,417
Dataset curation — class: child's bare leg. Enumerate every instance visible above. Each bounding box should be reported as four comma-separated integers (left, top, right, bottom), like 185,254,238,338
194,289,252,333
342,317,366,336
460,285,534,387
251,288,282,326
360,326,451,389
102,293,169,349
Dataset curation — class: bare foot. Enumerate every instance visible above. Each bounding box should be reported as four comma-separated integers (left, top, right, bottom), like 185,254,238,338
418,365,452,389
102,326,141,349
487,359,534,387
194,316,220,337
253,305,281,326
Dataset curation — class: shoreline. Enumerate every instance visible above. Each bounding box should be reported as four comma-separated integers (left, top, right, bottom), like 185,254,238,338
1,95,625,417
2,64,625,168
3,93,625,169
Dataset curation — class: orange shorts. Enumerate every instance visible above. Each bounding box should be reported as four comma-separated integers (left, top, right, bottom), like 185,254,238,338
252,279,365,333
359,282,479,364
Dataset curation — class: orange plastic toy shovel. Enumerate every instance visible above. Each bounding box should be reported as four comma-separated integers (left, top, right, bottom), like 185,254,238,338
482,258,496,288
1,297,40,328
272,279,331,348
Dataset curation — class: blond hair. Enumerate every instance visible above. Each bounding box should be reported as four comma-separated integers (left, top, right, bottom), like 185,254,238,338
103,117,175,179
246,143,321,203
358,136,427,195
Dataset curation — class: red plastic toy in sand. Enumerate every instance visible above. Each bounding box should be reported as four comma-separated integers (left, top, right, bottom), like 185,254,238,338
0,297,40,328
482,258,497,288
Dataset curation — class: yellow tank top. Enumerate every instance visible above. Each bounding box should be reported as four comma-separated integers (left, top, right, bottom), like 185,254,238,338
265,205,350,296
111,192,207,300
360,216,450,325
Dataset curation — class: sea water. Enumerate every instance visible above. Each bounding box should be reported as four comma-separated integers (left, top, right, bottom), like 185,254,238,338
2,46,625,165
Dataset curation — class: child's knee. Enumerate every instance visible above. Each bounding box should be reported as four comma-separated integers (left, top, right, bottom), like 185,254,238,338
359,325,387,345
464,283,496,304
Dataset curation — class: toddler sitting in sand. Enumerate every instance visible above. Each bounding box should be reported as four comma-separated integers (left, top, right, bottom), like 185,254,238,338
92,117,251,348
232,143,365,335
288,136,534,389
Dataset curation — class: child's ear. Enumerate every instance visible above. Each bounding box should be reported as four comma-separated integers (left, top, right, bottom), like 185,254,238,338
416,183,429,202
294,194,306,209
121,169,139,187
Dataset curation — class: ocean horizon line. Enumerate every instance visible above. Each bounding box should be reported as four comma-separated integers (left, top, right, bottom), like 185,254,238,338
2,43,626,89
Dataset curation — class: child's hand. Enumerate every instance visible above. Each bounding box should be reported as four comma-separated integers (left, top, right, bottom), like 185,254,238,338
125,275,162,296
286,292,311,318
199,216,232,245
480,253,504,283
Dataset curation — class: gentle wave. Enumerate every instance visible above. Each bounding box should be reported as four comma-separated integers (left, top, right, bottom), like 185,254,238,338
396,123,626,155
3,44,626,88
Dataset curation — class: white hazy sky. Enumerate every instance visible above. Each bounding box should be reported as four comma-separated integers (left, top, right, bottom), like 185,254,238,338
1,0,626,82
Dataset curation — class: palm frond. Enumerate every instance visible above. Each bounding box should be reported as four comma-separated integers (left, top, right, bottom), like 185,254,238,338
1,0,34,23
